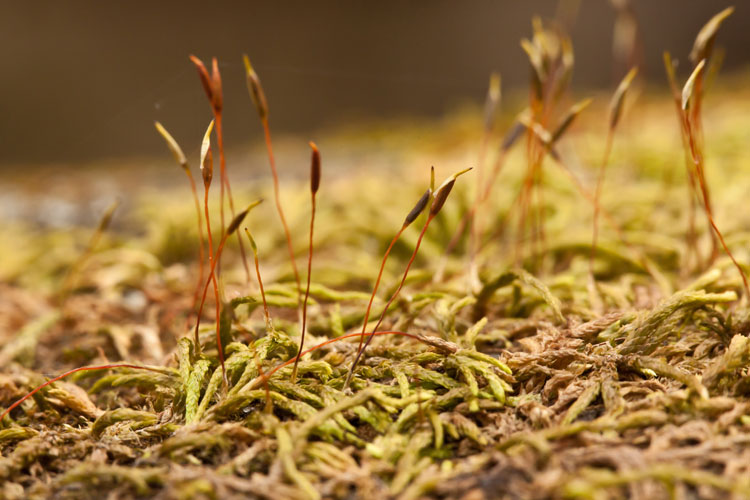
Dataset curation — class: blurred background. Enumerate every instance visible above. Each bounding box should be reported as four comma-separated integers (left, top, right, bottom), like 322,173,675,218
2,0,748,168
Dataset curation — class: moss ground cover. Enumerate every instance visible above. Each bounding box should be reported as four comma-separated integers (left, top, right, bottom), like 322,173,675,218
2,9,750,500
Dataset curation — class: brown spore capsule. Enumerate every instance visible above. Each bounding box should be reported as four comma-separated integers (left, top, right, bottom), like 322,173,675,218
404,189,431,226
609,67,638,131
226,207,250,236
309,142,321,194
430,179,455,216
154,121,188,170
210,57,223,112
202,147,213,188
500,120,527,152
189,55,214,104
243,55,269,120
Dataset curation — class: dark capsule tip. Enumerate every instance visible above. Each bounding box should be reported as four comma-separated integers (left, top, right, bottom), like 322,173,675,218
201,148,213,187
210,57,223,111
227,208,250,235
501,120,526,152
243,55,269,120
430,179,455,216
309,142,321,194
189,55,214,103
404,189,431,226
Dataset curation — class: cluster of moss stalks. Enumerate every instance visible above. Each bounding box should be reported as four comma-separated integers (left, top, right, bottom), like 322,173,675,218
3,8,750,500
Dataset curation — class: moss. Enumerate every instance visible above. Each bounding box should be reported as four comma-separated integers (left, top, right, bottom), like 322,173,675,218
4,10,750,498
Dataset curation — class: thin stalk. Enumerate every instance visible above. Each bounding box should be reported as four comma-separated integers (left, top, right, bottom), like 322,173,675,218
57,200,119,305
153,122,207,317
188,56,251,282
244,228,271,331
664,53,709,266
215,117,227,234
372,215,434,335
241,228,273,411
345,170,467,384
254,349,273,414
242,55,302,301
197,204,259,384
517,71,553,268
435,121,520,282
485,140,606,248
1,364,170,423
214,112,251,282
261,117,302,303
551,155,622,238
353,228,405,361
685,8,735,262
444,150,508,258
292,195,316,381
496,148,670,293
521,116,625,246
682,112,750,298
684,109,718,264
192,122,215,357
516,137,543,265
690,71,705,145
531,149,546,268
195,231,230,382
589,129,614,308
475,73,501,206
685,165,701,270
193,179,219,358
593,67,638,280
184,169,206,318
514,104,551,268
292,143,321,381
350,186,431,382
346,214,436,386
468,74,501,288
